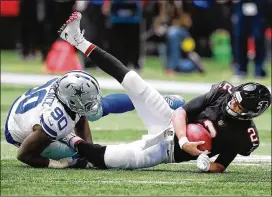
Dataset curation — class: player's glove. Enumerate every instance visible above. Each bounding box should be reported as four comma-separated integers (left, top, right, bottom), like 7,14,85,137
48,157,74,169
196,150,210,172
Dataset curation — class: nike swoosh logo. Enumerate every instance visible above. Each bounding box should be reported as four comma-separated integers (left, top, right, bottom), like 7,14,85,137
65,33,68,40
48,118,54,126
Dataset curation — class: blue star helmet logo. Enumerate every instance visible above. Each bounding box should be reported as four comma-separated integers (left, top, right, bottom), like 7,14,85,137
71,83,88,98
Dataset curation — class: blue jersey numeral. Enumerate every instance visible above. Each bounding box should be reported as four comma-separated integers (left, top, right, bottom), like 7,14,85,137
15,90,47,114
15,78,57,114
51,107,68,130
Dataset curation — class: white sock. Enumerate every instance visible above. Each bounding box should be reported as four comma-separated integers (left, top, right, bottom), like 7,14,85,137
76,39,96,56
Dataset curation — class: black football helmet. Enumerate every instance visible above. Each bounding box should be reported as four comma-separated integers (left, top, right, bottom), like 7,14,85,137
225,82,271,120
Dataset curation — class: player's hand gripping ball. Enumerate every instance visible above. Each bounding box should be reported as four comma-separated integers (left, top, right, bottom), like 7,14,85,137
186,124,212,152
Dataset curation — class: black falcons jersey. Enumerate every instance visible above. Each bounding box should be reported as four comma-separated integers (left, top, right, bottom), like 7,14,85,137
174,81,260,168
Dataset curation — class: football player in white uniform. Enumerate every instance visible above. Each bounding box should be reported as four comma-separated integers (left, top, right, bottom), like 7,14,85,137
5,71,185,168
5,70,103,168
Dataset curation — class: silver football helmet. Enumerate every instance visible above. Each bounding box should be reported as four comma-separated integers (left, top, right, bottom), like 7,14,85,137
56,70,102,116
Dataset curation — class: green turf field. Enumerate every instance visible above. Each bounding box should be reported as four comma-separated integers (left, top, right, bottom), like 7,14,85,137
1,85,271,196
1,51,271,196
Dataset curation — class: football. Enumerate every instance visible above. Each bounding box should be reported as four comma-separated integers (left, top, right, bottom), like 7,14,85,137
186,123,212,152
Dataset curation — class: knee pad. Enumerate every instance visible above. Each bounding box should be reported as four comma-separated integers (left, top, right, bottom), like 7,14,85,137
122,71,147,96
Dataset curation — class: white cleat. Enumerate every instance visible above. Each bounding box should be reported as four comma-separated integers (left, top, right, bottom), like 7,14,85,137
58,11,85,46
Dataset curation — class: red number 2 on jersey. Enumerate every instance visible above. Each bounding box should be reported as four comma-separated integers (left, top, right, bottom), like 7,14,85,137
219,82,233,94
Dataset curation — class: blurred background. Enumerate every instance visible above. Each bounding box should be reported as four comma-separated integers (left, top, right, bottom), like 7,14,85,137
1,0,271,84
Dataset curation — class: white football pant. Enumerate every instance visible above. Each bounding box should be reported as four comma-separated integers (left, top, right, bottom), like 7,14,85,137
104,71,175,169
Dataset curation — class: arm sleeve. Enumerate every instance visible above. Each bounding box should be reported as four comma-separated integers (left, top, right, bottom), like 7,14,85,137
214,152,237,169
102,93,135,116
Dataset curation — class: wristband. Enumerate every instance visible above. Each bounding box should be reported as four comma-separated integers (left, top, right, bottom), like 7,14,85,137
178,137,189,149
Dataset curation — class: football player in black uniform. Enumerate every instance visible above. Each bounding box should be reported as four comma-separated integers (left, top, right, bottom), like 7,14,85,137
58,12,271,172
172,81,271,172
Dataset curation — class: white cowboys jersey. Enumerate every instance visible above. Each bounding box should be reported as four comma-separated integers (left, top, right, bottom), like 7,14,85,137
5,78,81,146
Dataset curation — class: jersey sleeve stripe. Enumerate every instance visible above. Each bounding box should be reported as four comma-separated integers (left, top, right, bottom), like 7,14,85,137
40,115,57,138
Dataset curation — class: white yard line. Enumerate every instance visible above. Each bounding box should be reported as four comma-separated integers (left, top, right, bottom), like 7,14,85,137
1,179,209,185
171,162,271,167
3,72,271,94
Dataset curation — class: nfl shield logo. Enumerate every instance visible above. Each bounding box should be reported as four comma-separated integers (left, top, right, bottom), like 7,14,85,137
218,120,225,127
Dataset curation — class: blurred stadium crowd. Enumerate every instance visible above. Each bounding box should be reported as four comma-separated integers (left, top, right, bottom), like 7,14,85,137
1,0,271,80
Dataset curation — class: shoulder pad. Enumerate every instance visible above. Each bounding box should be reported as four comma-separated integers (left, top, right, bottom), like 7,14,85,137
214,81,235,94
207,81,235,101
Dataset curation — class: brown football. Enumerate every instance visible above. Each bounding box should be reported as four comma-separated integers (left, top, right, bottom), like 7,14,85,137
186,123,212,152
